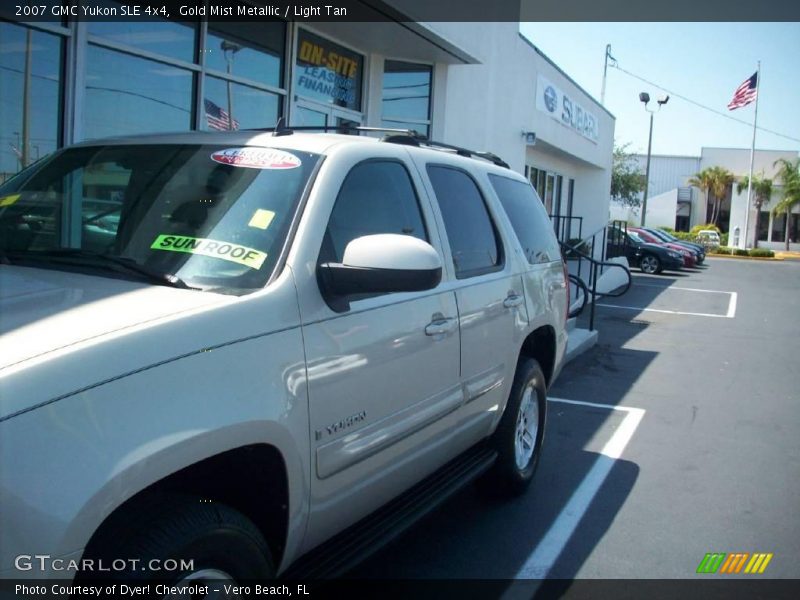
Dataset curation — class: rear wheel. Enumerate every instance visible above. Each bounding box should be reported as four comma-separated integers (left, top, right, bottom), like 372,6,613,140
481,358,547,496
640,254,662,274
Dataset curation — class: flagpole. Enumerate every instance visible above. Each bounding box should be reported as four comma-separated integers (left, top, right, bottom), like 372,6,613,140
742,62,760,249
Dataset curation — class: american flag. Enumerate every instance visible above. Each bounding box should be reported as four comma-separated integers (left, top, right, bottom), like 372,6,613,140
727,72,758,111
204,98,239,131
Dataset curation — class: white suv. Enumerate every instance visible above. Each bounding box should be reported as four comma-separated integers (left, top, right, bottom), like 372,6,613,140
0,130,568,583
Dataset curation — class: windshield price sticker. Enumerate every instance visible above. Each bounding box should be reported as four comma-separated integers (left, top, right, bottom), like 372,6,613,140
210,148,302,170
151,235,267,269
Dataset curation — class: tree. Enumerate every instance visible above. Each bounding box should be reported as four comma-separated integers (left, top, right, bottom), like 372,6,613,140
688,168,714,224
691,166,734,226
610,143,645,208
736,172,773,248
772,158,800,251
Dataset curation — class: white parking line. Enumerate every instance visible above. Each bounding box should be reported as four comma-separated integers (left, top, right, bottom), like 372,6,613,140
597,289,738,319
514,397,645,579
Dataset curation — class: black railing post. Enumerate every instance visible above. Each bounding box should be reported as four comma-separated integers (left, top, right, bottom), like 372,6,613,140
589,263,597,331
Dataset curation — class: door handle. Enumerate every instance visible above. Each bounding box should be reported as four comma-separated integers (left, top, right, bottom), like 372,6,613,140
503,293,524,309
425,317,456,336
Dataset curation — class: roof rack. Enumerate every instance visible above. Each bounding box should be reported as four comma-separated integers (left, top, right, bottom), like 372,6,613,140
244,122,510,169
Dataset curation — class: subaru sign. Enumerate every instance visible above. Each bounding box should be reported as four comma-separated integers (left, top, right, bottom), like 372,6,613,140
536,74,599,143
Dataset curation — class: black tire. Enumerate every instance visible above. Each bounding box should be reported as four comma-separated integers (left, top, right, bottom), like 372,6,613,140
481,358,547,496
639,253,662,274
80,495,274,583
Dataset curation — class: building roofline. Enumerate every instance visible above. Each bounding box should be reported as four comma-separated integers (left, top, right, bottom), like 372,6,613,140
517,32,615,121
633,153,701,160
701,146,800,155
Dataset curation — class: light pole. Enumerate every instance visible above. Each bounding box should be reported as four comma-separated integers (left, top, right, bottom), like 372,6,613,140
639,92,669,227
220,40,242,130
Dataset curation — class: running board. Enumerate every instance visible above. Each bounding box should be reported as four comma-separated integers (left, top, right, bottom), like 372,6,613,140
282,444,498,580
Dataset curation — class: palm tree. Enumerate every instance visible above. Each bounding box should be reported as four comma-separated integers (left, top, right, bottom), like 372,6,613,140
707,166,735,227
737,172,773,248
688,168,714,223
772,158,800,251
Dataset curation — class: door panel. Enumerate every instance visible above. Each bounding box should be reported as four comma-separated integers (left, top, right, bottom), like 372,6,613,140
302,290,460,547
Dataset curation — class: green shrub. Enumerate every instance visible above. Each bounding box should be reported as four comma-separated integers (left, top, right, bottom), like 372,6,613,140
720,233,729,246
748,248,774,258
735,248,749,256
712,246,733,254
658,226,676,234
673,232,697,241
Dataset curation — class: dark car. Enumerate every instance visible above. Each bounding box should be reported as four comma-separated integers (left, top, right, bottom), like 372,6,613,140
608,227,684,274
629,228,697,268
641,227,706,264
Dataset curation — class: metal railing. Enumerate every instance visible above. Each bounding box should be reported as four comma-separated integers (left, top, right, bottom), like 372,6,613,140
560,235,632,331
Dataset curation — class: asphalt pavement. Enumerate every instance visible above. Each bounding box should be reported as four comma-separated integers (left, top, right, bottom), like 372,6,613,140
344,257,800,586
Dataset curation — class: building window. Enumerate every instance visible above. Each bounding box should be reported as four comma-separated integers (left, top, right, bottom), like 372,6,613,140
84,45,195,140
0,22,64,183
382,60,432,138
82,5,288,138
294,29,363,112
88,5,196,62
758,211,770,241
771,212,786,243
203,19,285,130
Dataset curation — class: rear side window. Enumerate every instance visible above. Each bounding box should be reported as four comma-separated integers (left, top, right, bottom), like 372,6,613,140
320,160,427,264
427,166,502,278
488,174,561,264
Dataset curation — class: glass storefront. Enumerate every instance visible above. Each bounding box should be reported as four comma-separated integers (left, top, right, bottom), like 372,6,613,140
0,21,63,184
382,60,432,137
84,44,195,139
1,11,432,182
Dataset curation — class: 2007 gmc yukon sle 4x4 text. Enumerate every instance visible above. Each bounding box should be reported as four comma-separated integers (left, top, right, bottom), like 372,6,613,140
0,130,568,584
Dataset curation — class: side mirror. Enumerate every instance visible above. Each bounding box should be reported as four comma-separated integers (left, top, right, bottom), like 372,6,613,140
318,234,442,310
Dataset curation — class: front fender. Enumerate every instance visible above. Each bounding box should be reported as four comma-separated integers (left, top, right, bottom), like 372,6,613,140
0,327,310,578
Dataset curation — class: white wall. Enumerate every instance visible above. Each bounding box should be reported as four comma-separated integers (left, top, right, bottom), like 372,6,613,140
700,148,798,248
609,189,678,229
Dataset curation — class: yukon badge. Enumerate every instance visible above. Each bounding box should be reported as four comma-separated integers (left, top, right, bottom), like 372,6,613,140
316,411,367,441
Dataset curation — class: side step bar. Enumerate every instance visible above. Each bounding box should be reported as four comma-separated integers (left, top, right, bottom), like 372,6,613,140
282,444,498,580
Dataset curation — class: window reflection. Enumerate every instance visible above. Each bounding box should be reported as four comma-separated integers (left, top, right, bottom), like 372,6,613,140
206,20,284,89
88,0,196,63
204,76,280,131
0,22,62,183
382,60,431,135
84,45,194,140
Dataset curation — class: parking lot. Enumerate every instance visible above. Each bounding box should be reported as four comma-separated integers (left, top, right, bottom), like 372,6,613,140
345,257,800,584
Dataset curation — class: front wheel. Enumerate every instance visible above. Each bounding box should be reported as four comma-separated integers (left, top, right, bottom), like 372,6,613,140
79,496,275,589
640,254,662,274
481,358,547,496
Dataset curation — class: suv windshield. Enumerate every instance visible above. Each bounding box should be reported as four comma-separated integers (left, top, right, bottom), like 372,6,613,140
0,144,320,293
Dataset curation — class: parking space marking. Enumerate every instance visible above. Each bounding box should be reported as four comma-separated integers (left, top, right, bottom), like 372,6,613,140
597,289,738,319
514,398,645,579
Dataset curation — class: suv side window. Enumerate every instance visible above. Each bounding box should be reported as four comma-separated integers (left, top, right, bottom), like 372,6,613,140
319,160,428,264
426,165,502,278
488,174,561,264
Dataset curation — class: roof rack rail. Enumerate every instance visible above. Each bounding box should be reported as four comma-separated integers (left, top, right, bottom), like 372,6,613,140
243,123,509,169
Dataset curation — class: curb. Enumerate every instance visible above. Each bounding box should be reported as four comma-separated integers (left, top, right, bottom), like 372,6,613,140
706,254,783,261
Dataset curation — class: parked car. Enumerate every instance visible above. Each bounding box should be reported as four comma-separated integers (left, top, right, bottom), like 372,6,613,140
608,227,684,274
639,227,705,264
697,229,721,250
0,129,569,584
629,227,697,268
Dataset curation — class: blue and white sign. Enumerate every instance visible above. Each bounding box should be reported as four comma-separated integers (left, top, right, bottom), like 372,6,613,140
536,74,599,143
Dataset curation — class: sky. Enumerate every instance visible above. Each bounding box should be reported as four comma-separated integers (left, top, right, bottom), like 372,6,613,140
518,22,800,158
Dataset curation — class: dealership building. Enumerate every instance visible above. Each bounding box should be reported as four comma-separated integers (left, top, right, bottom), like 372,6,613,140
1,9,614,246
609,148,799,249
